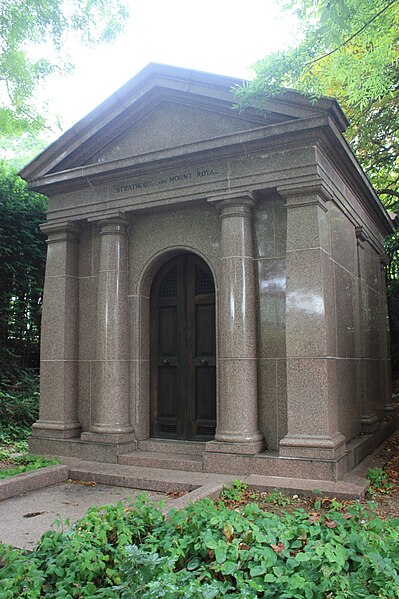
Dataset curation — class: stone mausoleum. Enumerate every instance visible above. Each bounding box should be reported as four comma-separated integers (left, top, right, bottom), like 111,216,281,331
21,64,397,481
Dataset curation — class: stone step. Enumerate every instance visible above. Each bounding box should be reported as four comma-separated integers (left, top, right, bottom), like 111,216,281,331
62,456,365,500
62,457,234,494
137,439,205,456
118,451,204,472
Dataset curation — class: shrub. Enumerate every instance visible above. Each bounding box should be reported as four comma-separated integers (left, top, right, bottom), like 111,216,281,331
1,494,398,598
0,368,39,445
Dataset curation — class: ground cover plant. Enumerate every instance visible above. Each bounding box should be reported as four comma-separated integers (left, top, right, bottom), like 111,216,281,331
0,362,40,458
0,367,54,478
1,486,399,598
0,453,58,479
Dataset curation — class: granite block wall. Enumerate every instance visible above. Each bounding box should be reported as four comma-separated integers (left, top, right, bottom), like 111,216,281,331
254,195,287,451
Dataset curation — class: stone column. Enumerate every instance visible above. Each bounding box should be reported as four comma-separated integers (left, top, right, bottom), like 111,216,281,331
208,195,264,454
356,227,378,432
279,185,346,461
82,217,134,442
32,223,81,438
379,255,394,413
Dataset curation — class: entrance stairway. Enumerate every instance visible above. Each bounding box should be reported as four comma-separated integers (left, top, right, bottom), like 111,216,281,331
118,440,206,472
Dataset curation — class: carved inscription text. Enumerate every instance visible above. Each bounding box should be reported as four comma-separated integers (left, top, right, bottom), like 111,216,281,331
115,167,219,195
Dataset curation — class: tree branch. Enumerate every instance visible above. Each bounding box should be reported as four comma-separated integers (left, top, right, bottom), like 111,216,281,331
305,0,398,68
378,189,399,199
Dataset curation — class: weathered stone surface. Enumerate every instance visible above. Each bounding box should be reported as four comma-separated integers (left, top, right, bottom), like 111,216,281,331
20,64,396,481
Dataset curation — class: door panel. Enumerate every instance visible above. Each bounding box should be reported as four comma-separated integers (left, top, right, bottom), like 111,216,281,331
150,254,216,440
159,307,177,356
196,305,215,356
195,366,216,436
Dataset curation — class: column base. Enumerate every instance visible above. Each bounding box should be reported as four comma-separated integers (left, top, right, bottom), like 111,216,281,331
81,431,136,444
205,438,265,455
32,420,81,439
90,421,134,435
384,403,395,413
279,433,346,460
361,414,379,433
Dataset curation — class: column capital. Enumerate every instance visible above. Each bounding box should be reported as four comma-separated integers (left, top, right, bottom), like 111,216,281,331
277,180,333,209
210,193,256,218
91,216,129,236
40,221,80,243
355,225,368,248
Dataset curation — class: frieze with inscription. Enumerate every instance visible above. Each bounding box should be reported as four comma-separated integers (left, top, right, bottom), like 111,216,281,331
114,167,221,196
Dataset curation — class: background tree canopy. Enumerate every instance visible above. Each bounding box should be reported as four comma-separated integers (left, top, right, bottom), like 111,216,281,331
0,0,129,137
237,0,399,368
0,1,129,432
236,0,398,203
0,163,47,374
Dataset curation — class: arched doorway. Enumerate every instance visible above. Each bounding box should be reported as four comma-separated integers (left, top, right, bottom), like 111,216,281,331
150,253,216,440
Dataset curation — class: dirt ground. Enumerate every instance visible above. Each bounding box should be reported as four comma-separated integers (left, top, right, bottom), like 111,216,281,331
219,430,399,520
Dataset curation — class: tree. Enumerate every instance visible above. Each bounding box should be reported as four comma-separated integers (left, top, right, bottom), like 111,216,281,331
0,162,47,373
0,0,129,136
236,0,399,206
236,0,399,366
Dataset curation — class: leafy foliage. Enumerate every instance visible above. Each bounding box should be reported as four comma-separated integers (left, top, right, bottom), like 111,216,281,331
1,493,399,597
0,454,58,480
0,131,55,171
0,164,44,442
0,367,39,451
0,0,129,135
0,163,47,373
367,466,395,496
220,480,250,502
237,0,399,203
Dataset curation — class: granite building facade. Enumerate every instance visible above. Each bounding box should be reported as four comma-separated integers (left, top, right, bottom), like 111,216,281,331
20,64,397,480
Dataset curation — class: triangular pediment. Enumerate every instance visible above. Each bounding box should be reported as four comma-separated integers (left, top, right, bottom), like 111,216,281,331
83,97,288,167
20,63,348,183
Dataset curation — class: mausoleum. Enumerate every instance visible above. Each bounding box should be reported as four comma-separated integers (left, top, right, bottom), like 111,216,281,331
21,64,397,481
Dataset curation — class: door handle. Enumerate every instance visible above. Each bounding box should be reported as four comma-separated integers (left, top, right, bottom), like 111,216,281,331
162,359,170,366
201,359,209,366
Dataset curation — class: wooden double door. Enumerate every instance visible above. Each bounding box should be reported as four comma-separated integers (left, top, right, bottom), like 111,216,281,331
150,254,216,440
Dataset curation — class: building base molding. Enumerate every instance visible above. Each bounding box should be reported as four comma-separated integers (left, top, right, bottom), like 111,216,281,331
28,415,397,482
28,436,137,463
31,421,81,439
279,433,347,460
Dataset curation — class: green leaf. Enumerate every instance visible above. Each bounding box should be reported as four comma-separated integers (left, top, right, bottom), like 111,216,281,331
215,544,227,563
250,564,266,577
221,560,236,575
